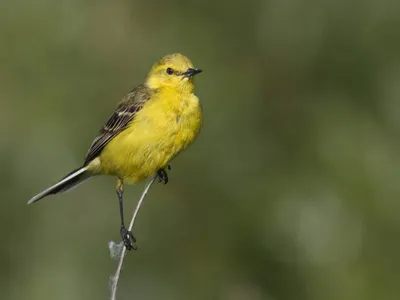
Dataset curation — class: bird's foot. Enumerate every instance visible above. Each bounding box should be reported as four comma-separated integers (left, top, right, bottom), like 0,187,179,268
157,168,169,184
120,226,136,251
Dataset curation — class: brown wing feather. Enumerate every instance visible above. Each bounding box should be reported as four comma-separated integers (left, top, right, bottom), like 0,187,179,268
84,85,153,165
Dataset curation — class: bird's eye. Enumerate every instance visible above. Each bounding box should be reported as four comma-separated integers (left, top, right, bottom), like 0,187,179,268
166,68,174,75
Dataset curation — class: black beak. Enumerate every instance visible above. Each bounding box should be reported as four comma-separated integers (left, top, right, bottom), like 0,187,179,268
182,68,202,78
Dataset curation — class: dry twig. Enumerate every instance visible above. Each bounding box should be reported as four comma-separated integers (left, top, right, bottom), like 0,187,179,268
109,175,157,300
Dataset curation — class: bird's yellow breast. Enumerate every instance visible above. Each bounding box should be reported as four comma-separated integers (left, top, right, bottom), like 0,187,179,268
97,88,202,183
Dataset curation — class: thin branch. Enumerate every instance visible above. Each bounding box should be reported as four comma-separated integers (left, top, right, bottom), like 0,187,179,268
109,175,157,300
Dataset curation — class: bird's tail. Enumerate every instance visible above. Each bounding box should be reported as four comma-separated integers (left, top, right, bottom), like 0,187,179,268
27,166,92,204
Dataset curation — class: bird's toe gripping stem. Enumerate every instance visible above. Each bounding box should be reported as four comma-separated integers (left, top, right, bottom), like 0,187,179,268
157,165,171,184
120,226,137,251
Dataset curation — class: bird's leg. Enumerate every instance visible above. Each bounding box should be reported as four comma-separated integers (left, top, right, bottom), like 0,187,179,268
157,166,170,184
116,178,136,250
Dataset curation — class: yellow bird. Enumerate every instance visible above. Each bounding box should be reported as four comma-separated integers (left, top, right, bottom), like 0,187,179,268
28,53,203,250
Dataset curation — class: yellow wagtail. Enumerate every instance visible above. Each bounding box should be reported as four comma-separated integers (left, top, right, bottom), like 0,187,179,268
28,53,203,250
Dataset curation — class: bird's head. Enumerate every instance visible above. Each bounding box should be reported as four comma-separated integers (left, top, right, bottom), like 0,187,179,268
146,53,202,91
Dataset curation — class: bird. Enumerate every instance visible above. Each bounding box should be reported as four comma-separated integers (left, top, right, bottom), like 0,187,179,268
28,53,203,250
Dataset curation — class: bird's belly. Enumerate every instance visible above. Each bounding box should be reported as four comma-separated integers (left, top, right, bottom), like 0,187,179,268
98,109,201,183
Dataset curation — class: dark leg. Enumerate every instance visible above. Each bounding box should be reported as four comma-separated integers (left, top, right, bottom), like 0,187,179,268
157,168,169,184
116,178,136,250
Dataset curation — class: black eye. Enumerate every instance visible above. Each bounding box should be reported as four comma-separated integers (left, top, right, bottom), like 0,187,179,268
166,67,174,75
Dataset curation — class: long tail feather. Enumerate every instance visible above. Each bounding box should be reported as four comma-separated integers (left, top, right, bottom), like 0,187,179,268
27,166,92,204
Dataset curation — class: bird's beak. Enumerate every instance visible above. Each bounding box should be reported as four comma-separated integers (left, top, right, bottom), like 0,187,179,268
182,68,203,78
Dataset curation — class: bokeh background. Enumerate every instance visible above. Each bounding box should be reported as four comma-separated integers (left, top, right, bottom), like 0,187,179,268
2,0,400,299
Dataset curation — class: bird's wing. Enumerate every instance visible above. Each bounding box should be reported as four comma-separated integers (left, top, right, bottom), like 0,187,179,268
84,85,152,164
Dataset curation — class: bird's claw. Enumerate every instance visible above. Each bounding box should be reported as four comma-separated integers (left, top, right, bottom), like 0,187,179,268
120,226,136,251
157,168,169,184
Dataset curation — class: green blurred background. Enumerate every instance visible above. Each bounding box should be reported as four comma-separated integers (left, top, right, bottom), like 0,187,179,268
2,0,400,299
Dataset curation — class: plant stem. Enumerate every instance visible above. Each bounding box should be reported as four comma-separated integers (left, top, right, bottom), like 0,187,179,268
110,175,157,300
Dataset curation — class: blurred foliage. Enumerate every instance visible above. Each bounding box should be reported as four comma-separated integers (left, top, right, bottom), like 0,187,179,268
2,0,400,299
